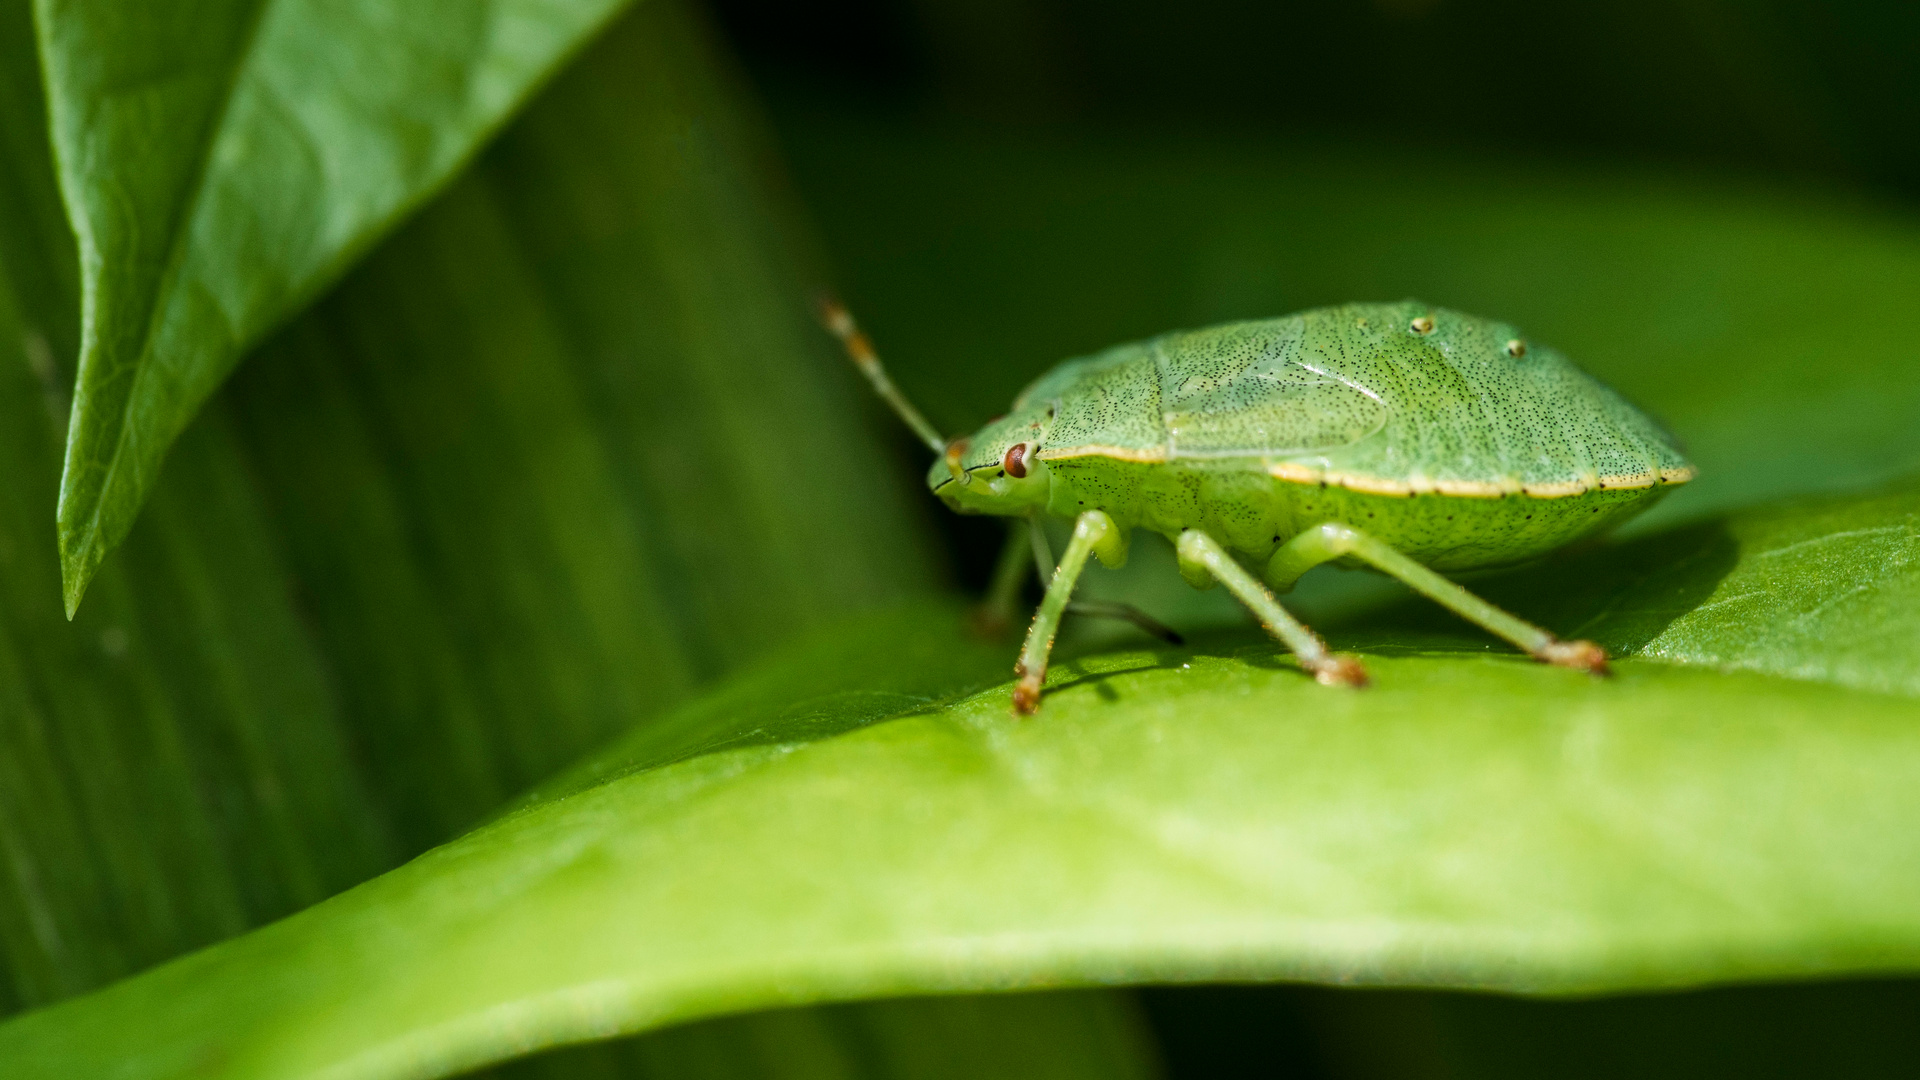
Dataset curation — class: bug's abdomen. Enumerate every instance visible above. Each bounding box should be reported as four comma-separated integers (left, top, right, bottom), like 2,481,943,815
1045,456,1670,572
1253,481,1669,571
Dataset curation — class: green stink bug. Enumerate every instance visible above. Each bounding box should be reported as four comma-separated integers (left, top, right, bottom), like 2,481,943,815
822,299,1694,714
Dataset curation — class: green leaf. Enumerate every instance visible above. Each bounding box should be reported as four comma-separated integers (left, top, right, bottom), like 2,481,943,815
4,479,1913,1079
4,4,1155,1074
3,5,1163,1074
38,0,635,613
3,0,944,989
220,2,933,851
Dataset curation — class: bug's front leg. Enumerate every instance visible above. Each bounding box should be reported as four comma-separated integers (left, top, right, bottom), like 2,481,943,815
1268,523,1608,673
1012,510,1128,714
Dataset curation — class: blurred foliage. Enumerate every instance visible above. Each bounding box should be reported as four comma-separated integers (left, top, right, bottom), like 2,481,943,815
222,5,933,851
1,0,1149,1077
1,0,1918,1077
1147,978,1920,1079
717,0,1920,195
504,991,1159,1080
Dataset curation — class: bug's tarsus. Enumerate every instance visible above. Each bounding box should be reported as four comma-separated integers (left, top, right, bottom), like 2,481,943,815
1540,638,1610,676
1011,677,1042,716
1313,654,1371,688
815,292,951,457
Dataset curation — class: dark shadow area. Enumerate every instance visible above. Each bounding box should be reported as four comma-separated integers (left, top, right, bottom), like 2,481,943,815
715,0,1920,200
1145,977,1920,1080
1045,650,1194,702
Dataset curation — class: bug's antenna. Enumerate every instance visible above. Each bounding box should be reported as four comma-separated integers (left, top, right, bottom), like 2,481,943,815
816,294,949,456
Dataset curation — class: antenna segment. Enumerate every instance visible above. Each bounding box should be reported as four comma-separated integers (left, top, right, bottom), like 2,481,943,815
817,296,949,456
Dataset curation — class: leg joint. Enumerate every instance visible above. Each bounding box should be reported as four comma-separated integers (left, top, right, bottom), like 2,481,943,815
1310,521,1361,553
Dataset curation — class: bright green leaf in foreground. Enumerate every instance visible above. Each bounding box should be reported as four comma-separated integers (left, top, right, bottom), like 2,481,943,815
37,0,634,612
4,478,1914,1079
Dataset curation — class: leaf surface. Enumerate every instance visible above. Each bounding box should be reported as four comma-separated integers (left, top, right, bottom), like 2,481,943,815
37,0,634,611
3,481,1914,1079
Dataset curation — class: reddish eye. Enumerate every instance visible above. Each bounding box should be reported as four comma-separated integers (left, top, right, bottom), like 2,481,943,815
1002,442,1031,478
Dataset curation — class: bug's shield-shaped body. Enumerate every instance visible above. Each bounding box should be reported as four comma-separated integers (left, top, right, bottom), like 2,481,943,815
937,301,1693,573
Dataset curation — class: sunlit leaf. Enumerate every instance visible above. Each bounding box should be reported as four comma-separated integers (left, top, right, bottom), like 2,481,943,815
4,479,1913,1079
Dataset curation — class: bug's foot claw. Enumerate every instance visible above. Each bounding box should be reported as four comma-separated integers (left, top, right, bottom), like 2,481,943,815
1313,654,1370,688
1011,677,1043,715
1541,639,1610,675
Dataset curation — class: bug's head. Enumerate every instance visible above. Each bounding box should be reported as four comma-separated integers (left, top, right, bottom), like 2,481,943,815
928,404,1054,515
816,296,1054,517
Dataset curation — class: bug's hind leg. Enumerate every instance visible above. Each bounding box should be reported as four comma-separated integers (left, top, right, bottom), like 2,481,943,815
1268,523,1608,674
1013,510,1130,713
1175,530,1368,687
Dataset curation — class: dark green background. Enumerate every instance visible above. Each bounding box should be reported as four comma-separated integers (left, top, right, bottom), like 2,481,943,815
0,0,1913,1076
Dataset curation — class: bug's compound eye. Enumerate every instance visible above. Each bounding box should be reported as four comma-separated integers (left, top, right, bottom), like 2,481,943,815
1505,338,1527,358
1002,441,1032,478
1409,315,1435,334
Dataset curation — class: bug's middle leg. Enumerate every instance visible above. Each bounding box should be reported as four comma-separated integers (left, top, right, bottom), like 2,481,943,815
1175,529,1368,687
1267,522,1608,673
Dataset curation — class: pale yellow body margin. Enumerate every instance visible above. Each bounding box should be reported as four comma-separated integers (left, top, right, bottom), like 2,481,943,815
1038,445,1698,499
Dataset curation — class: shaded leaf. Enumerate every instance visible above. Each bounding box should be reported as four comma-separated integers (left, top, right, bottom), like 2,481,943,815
503,991,1158,1080
3,3,1154,1075
5,481,1914,1079
0,0,931,1014
0,166,396,1016
1149,979,1920,1080
225,1,932,850
38,0,634,611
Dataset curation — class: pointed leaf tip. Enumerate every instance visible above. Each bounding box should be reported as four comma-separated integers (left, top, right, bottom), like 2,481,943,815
39,0,634,575
59,524,98,620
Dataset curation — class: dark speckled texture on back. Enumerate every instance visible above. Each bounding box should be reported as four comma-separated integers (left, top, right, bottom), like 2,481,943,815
938,302,1694,570
1017,301,1690,493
